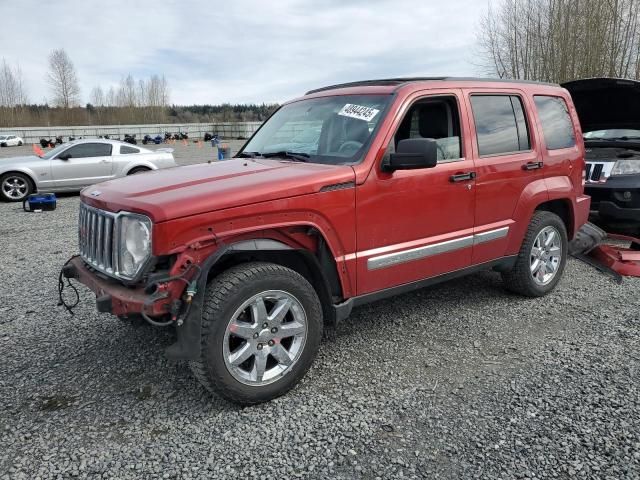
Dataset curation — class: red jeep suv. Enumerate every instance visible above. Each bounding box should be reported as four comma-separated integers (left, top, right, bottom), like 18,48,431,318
63,77,590,405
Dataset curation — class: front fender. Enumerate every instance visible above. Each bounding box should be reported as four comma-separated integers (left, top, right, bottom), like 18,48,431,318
0,166,39,189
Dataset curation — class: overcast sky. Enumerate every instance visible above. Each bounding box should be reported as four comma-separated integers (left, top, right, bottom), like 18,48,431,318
1,0,488,105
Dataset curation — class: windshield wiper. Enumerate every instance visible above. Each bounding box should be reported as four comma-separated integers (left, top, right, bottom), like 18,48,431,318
260,151,310,162
237,151,261,158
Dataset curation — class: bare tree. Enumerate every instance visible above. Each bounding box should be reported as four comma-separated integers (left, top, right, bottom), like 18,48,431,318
477,0,640,82
47,49,81,108
0,58,28,106
90,86,104,106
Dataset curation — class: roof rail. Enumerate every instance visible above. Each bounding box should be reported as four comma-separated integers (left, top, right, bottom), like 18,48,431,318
305,76,557,95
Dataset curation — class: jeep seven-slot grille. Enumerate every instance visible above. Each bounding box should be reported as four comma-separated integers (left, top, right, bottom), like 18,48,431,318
79,203,116,274
585,163,604,182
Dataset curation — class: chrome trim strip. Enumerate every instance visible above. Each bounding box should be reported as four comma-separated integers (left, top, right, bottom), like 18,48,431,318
473,226,509,245
368,235,474,270
367,226,510,271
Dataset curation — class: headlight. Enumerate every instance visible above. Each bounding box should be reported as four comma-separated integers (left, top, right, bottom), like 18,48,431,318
117,214,152,279
611,160,640,176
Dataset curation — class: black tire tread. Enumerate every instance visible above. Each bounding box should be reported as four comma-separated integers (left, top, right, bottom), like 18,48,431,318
189,261,322,405
501,211,567,297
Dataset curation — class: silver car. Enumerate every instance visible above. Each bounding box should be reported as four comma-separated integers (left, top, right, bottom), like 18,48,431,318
0,139,177,201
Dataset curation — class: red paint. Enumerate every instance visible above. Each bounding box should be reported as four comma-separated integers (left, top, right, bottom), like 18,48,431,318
76,79,590,315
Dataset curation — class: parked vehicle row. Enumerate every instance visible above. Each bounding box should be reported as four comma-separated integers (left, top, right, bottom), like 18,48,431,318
62,77,590,405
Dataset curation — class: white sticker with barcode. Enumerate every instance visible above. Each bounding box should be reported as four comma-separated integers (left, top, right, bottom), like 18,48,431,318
338,104,380,122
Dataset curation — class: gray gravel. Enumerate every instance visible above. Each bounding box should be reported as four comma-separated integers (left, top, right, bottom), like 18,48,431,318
1,195,639,479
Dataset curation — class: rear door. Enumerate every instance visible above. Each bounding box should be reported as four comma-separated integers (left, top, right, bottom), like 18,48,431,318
463,90,544,264
51,143,113,189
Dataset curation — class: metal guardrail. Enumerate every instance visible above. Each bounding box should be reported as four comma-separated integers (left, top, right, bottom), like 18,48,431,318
0,122,263,143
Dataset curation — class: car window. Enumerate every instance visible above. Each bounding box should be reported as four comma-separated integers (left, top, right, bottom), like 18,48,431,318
8,136,15,139
470,95,531,156
393,96,463,161
533,96,576,150
63,143,112,158
120,145,140,154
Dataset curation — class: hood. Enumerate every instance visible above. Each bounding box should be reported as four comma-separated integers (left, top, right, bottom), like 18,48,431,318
81,159,356,222
0,155,40,166
562,77,640,132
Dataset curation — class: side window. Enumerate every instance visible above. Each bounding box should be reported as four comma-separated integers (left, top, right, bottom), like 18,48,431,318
120,145,140,154
534,95,576,150
63,143,112,158
470,95,530,156
393,96,462,161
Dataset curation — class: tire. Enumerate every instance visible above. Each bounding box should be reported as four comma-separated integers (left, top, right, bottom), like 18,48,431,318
501,211,568,297
190,262,323,405
0,172,33,202
18,141,22,146
127,167,151,175
0,143,6,147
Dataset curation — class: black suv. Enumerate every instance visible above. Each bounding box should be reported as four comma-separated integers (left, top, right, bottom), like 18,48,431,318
564,78,640,234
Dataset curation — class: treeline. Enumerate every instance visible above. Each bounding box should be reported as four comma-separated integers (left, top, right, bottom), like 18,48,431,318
478,0,640,82
0,103,279,128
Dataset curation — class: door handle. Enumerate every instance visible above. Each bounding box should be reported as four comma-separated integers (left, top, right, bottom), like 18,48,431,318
450,172,476,182
523,161,544,171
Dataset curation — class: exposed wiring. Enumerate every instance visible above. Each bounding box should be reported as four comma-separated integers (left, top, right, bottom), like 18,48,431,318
141,311,174,327
57,261,79,315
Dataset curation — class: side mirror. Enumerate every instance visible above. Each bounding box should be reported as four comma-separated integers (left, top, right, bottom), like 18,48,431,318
383,138,438,172
58,154,71,160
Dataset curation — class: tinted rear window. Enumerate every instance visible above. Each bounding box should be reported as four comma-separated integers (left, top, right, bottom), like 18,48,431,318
471,95,530,156
120,145,140,154
534,96,576,150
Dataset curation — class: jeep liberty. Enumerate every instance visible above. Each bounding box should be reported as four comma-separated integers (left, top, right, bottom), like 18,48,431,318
62,77,591,404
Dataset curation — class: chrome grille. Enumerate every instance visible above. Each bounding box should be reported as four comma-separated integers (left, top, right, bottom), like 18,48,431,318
79,203,116,274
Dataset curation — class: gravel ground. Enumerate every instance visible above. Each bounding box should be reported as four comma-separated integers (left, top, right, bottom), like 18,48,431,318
0,140,247,165
1,194,639,479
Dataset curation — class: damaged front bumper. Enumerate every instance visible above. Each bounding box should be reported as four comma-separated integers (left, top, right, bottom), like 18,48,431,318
62,255,175,317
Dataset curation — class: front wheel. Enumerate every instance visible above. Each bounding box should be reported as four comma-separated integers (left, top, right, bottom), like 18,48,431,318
1,172,32,202
501,211,568,297
190,262,323,405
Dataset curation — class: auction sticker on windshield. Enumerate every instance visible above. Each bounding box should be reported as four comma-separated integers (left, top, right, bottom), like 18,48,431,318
338,104,380,122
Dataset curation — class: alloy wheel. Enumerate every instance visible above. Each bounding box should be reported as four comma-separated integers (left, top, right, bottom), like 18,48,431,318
530,226,562,286
223,290,308,386
2,176,28,200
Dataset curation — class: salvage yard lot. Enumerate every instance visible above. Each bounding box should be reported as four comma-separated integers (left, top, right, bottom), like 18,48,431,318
0,175,639,479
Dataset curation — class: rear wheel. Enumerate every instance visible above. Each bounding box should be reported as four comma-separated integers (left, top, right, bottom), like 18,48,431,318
502,211,567,297
17,141,22,146
0,172,32,202
127,167,151,175
190,262,323,405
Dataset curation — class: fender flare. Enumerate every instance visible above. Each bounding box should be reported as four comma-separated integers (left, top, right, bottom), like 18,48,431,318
123,159,157,175
165,238,337,361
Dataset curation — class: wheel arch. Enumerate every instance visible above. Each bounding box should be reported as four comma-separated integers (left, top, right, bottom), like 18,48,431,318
208,238,342,326
535,198,574,238
0,169,38,192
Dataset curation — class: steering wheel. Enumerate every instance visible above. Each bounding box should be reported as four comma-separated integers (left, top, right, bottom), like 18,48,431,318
338,140,363,155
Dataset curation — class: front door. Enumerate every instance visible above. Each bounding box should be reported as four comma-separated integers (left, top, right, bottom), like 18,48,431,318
354,91,477,295
51,142,113,189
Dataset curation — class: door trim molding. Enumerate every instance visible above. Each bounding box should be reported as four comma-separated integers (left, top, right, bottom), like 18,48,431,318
367,226,509,271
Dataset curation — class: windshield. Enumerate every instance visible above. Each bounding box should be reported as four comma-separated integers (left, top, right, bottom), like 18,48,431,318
240,94,392,164
584,129,640,140
0,136,6,141
41,143,71,159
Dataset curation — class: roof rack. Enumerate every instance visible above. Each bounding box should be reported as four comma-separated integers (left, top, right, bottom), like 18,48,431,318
305,77,557,95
